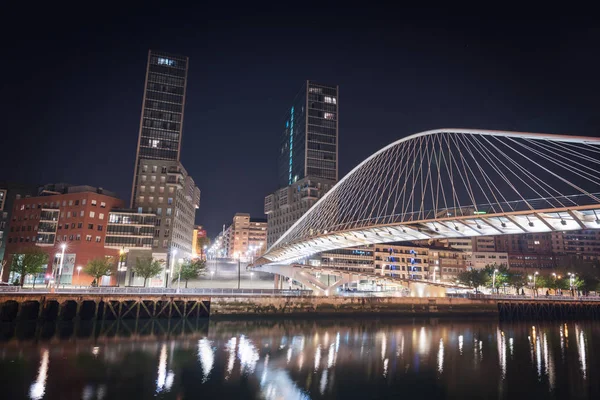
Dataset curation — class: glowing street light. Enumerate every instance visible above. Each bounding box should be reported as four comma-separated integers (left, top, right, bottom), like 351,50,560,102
56,243,67,288
492,269,499,294
76,266,82,284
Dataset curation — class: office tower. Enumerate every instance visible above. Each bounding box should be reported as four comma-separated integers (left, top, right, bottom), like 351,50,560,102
130,50,200,265
132,160,200,259
131,50,189,207
265,81,339,248
277,81,339,187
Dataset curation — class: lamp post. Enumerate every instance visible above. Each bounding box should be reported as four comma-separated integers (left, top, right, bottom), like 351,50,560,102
171,249,178,289
56,243,66,288
533,271,539,297
235,252,241,290
117,248,126,287
492,269,499,294
76,266,82,286
176,256,182,293
433,266,439,283
568,272,575,297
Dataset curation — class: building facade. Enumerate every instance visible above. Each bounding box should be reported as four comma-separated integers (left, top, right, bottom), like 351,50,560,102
2,185,124,285
131,50,189,207
226,213,267,260
466,251,509,270
0,183,37,267
551,230,600,262
265,81,339,248
129,50,200,269
132,159,200,259
265,177,336,248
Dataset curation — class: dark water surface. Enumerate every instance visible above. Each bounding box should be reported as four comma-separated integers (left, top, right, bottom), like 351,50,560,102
0,318,598,399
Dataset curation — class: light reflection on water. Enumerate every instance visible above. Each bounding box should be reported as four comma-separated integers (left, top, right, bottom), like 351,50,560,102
0,318,598,399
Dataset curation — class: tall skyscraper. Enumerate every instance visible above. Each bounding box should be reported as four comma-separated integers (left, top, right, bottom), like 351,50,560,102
131,50,189,207
277,81,339,187
265,81,339,248
130,50,200,264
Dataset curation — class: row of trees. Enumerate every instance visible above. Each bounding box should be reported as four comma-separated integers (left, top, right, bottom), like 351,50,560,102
456,264,591,294
7,248,207,287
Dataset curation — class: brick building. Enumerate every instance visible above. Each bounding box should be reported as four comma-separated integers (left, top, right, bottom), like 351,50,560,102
2,184,124,285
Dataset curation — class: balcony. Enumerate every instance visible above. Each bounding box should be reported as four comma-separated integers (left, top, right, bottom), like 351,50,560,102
167,166,185,179
166,175,184,189
40,208,60,223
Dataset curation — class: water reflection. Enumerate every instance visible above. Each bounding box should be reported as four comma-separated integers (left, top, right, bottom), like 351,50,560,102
0,318,598,399
28,348,48,400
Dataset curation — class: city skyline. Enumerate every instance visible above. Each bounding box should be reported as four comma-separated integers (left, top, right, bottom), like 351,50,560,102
3,5,600,237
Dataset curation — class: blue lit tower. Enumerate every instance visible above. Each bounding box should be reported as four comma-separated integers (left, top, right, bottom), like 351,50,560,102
266,81,339,248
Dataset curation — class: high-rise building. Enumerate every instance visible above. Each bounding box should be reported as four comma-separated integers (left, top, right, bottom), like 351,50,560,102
132,160,200,258
277,81,339,187
130,50,200,265
265,81,339,248
131,50,189,207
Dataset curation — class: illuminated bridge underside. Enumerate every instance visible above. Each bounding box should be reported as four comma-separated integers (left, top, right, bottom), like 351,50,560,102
258,129,600,265
258,264,454,296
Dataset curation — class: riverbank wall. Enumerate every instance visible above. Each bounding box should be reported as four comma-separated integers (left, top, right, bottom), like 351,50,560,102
210,296,499,317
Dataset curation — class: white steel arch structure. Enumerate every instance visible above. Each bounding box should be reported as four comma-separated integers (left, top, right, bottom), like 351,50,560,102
258,129,600,265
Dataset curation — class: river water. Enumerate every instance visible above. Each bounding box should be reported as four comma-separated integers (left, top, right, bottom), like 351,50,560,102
0,318,598,399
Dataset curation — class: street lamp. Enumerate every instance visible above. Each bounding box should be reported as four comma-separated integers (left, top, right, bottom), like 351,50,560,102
117,248,126,287
568,272,575,296
533,271,539,297
210,270,215,280
234,252,241,290
492,269,499,294
76,266,82,286
56,243,66,288
432,266,439,283
251,272,254,281
171,249,179,291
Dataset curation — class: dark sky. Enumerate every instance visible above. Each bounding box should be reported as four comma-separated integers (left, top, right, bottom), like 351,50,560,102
2,5,600,237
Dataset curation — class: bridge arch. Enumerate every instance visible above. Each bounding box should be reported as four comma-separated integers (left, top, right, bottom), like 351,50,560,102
258,129,600,265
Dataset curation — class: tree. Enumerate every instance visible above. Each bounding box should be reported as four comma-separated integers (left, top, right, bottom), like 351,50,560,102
84,257,114,286
172,259,207,288
507,272,528,295
457,269,489,293
133,256,163,287
10,248,49,287
482,264,509,293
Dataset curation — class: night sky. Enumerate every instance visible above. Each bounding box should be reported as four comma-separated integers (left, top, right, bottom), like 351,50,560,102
2,5,600,237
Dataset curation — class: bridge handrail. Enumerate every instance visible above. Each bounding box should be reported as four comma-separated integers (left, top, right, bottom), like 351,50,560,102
447,293,600,301
0,286,314,297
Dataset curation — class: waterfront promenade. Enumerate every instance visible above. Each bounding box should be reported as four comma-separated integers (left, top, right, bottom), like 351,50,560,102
1,287,600,321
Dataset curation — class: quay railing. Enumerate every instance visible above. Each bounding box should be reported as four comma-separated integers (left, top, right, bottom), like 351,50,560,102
0,286,313,297
447,293,600,302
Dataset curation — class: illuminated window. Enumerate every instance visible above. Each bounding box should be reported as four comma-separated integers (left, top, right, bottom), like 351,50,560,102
324,96,337,104
157,57,176,66
324,112,335,120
